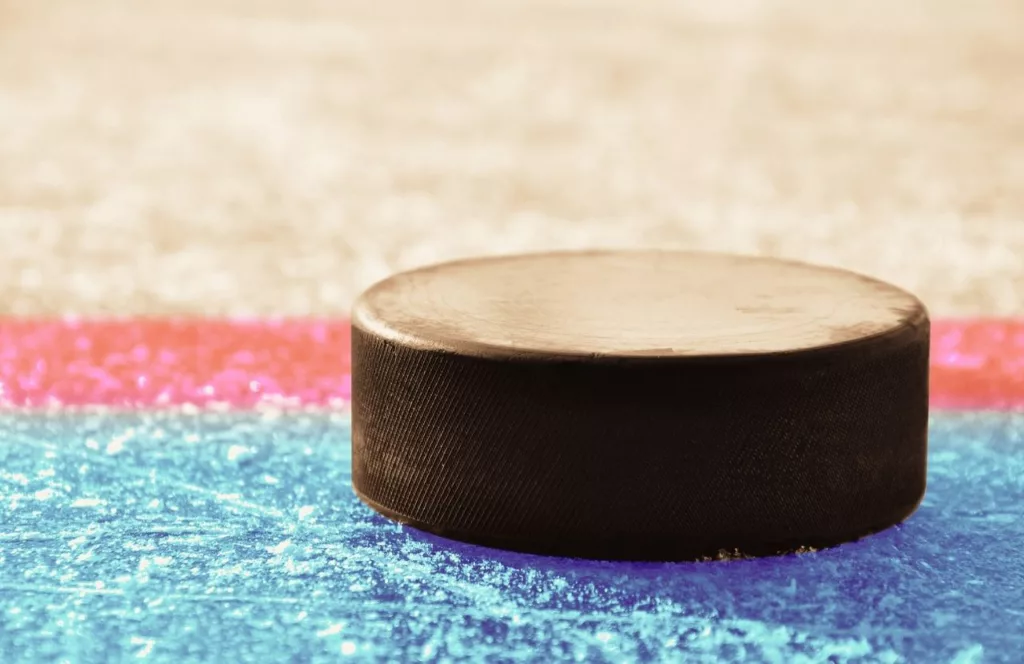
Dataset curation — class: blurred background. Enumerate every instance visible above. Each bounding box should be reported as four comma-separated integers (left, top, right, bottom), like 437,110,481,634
1,0,1021,317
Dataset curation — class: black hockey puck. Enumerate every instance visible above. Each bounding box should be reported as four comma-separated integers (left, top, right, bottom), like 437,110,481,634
350,251,930,560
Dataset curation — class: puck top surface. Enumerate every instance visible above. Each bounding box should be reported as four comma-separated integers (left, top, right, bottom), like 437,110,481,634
353,251,924,359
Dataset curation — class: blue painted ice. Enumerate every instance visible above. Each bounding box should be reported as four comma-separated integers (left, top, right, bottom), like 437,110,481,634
0,411,1020,662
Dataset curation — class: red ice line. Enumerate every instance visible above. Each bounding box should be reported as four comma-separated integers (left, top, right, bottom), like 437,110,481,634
0,318,1019,410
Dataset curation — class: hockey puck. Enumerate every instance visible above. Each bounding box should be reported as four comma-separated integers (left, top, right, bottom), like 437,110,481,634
351,251,930,560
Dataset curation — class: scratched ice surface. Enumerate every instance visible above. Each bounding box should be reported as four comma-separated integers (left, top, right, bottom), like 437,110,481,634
0,411,1021,663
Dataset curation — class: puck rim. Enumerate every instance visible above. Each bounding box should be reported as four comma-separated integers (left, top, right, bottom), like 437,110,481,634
352,249,928,364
